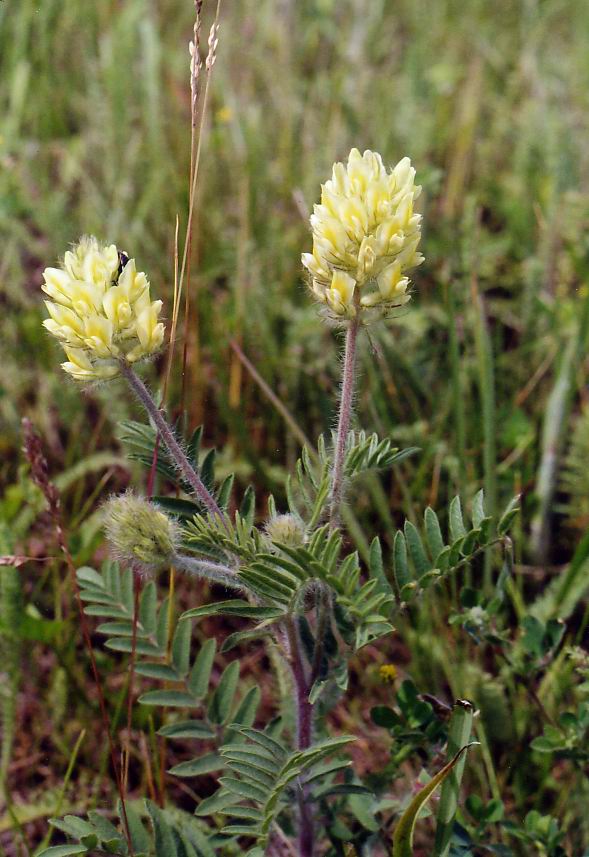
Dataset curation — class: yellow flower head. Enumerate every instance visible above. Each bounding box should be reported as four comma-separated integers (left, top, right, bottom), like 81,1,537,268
302,148,424,320
379,663,398,685
42,237,165,381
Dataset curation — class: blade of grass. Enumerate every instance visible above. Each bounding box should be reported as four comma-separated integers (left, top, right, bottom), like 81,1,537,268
434,701,474,856
444,272,467,490
392,743,478,857
470,261,497,592
36,729,86,853
0,527,21,804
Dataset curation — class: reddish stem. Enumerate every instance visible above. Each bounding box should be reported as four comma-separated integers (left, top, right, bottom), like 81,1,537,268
285,618,314,857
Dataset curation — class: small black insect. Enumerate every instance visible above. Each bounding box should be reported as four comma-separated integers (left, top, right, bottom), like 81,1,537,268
117,251,130,278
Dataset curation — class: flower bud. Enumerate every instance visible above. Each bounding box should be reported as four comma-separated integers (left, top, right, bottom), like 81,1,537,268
265,514,305,547
379,663,398,685
103,493,178,572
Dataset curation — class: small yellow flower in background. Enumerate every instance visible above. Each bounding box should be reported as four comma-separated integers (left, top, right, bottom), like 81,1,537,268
302,148,424,320
379,663,398,684
42,236,165,381
216,105,233,124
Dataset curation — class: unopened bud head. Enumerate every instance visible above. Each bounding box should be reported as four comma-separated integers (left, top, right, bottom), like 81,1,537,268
103,493,178,572
265,514,305,547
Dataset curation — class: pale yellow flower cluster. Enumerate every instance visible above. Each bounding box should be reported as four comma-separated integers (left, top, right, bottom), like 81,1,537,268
302,148,424,319
42,237,165,381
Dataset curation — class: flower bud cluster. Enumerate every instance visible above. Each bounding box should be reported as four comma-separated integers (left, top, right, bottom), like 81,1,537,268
102,493,178,573
42,236,165,381
265,513,306,547
302,148,424,320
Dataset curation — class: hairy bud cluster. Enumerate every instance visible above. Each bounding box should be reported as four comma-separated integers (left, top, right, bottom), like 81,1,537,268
103,493,178,572
302,148,423,320
265,514,306,547
42,236,165,381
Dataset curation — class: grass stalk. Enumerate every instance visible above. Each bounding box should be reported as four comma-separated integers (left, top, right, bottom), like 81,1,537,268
0,530,21,802
444,277,467,489
470,275,497,591
36,730,86,853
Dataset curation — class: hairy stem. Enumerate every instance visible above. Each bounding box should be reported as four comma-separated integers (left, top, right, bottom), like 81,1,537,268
310,584,330,687
120,361,225,523
329,317,361,526
172,553,241,589
285,618,314,857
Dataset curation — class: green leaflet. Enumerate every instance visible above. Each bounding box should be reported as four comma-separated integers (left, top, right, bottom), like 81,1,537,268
207,660,240,724
36,848,88,857
391,743,478,857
